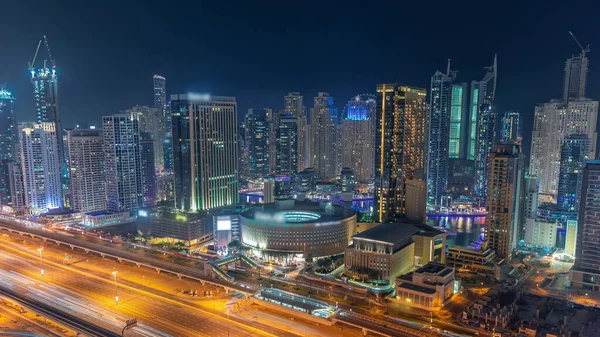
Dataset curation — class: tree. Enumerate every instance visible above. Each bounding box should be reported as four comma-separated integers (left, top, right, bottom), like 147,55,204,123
228,240,242,254
305,253,314,264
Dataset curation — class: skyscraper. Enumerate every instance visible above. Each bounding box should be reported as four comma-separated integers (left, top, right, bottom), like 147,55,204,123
563,51,588,101
486,143,522,259
570,161,600,290
557,135,591,213
103,114,143,212
140,134,156,207
501,110,520,143
153,75,167,109
284,92,307,171
125,105,165,173
276,113,298,175
471,55,498,202
530,100,598,196
427,62,455,206
245,108,271,179
374,84,428,223
154,75,173,172
19,122,63,213
171,94,238,211
310,93,338,179
66,128,106,212
8,161,24,209
341,94,376,183
0,88,17,162
449,83,469,160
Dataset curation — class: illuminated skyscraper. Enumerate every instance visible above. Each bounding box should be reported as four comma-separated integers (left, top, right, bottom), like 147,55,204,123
66,128,106,212
427,62,455,206
0,88,17,162
276,113,298,175
125,105,166,173
19,122,63,213
557,135,591,213
486,143,522,259
153,75,167,109
171,94,238,211
154,75,173,172
103,114,143,212
341,94,376,183
471,55,498,203
245,108,271,179
284,92,308,171
563,52,588,101
501,110,520,143
374,84,427,223
140,134,156,206
310,93,338,179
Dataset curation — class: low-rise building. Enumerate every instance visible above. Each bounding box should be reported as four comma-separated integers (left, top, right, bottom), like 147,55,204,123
344,223,418,283
446,245,496,275
143,207,212,249
83,210,132,227
395,262,458,311
413,224,446,266
525,219,558,248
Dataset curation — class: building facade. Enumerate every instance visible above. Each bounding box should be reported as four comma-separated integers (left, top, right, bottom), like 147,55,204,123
171,94,238,211
310,93,338,180
140,136,156,206
374,84,427,223
501,110,520,142
66,129,106,212
395,263,457,311
486,143,522,259
563,52,588,101
19,122,63,213
103,114,144,212
245,108,271,179
525,220,558,248
341,94,376,183
557,135,591,213
284,92,308,171
0,88,18,162
275,113,298,175
125,105,165,173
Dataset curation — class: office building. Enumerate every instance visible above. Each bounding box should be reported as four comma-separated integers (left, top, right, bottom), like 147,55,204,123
341,94,376,183
140,136,156,206
146,207,212,249
296,167,316,193
19,122,63,213
413,226,446,266
565,220,577,257
274,175,292,200
8,161,24,208
0,88,18,162
449,82,469,160
427,62,455,206
570,161,600,291
310,93,338,179
446,245,497,275
501,110,520,142
405,179,427,223
103,114,143,212
563,51,588,101
263,177,275,204
275,113,298,175
284,92,308,171
525,219,558,248
153,74,167,109
471,55,498,202
154,75,172,172
340,167,355,193
345,223,419,283
522,175,539,240
171,94,238,211
486,143,522,259
66,128,106,213
245,108,271,179
557,135,591,213
125,105,165,172
395,263,458,311
0,161,12,205
374,84,427,223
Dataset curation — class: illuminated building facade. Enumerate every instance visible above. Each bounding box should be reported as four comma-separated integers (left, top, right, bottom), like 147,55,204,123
0,88,18,162
66,128,106,213
310,92,338,179
501,110,520,143
276,113,298,175
154,75,172,172
571,161,600,291
427,63,454,206
125,105,165,172
563,52,588,101
341,94,376,183
374,84,427,223
245,108,271,179
284,92,308,171
19,122,63,213
140,135,156,206
486,143,522,259
557,135,591,213
103,114,144,212
471,55,498,202
171,94,238,211
449,83,469,159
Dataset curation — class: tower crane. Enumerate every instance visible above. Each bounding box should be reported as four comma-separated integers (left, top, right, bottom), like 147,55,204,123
27,36,56,72
569,31,590,57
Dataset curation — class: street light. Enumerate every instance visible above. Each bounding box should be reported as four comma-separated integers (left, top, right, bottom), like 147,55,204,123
112,271,119,304
37,247,44,277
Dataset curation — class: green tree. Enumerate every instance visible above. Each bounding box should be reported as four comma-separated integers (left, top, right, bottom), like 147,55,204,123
227,240,242,254
305,253,314,264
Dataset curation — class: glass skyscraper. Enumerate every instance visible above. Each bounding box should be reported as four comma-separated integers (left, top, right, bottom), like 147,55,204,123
0,88,17,162
341,94,376,183
557,135,591,213
501,110,520,143
310,93,338,179
245,108,271,179
276,113,298,176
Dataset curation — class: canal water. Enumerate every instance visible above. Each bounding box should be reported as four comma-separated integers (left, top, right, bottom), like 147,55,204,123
426,216,486,248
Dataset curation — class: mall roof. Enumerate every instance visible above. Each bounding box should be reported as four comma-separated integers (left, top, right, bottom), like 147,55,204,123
352,223,421,244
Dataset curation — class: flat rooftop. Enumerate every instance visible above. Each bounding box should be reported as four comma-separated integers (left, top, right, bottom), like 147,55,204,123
353,223,420,244
397,282,437,295
415,263,452,277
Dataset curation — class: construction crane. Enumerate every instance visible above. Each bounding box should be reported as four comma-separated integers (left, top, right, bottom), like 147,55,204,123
27,36,56,72
569,31,590,57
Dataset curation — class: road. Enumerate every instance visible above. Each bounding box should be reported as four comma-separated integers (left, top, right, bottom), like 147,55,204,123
0,237,294,337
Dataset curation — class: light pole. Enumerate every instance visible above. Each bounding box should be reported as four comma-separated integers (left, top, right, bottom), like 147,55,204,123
112,271,119,304
37,247,44,277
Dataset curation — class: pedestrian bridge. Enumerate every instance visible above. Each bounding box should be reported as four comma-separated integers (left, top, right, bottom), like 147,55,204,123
209,254,262,282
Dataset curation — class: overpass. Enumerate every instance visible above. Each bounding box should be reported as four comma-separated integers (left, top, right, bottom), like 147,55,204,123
0,219,250,295
209,254,263,282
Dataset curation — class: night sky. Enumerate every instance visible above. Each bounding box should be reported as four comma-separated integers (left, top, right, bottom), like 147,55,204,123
1,1,599,154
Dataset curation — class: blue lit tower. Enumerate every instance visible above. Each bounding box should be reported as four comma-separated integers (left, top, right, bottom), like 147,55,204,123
341,94,376,183
0,88,17,162
471,55,498,204
427,60,455,206
558,134,591,213
501,110,520,143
